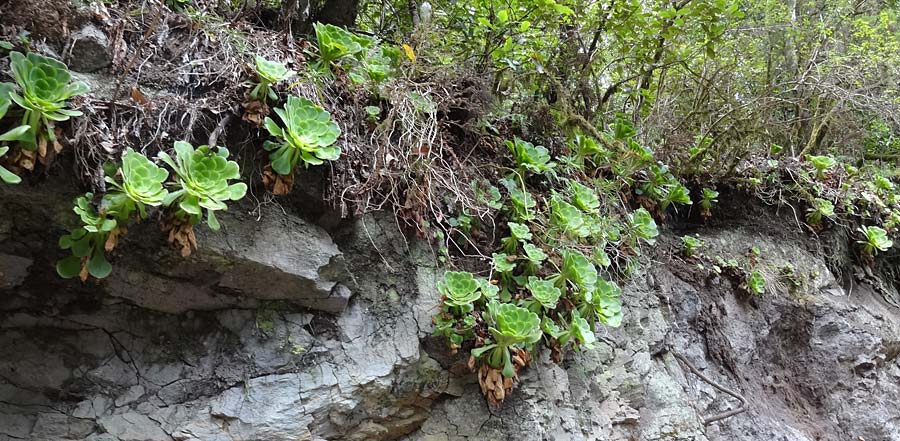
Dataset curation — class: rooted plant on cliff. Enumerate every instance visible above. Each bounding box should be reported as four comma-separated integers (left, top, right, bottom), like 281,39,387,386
158,141,247,256
57,194,117,281
4,51,88,165
262,96,341,194
250,55,294,102
57,149,169,280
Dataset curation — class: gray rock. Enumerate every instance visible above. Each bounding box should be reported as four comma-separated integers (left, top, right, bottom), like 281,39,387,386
2,170,900,441
0,254,30,289
68,24,111,72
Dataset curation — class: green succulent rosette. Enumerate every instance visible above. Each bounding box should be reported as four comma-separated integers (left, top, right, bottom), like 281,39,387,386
6,51,88,149
251,56,294,101
159,141,248,230
438,270,481,307
263,96,341,173
104,148,169,218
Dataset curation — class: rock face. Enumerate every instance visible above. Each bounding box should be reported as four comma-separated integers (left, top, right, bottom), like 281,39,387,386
3,179,900,441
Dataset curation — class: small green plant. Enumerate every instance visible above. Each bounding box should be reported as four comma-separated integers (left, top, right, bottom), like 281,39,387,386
500,177,536,221
434,270,494,349
313,22,369,65
521,242,547,274
4,51,88,152
56,150,172,280
550,195,596,239
873,175,894,192
568,180,600,212
779,263,803,292
250,56,294,102
681,235,703,257
551,249,598,292
505,137,555,175
521,276,562,312
806,154,836,179
348,45,401,85
746,270,765,295
147,142,247,253
472,301,542,378
581,279,623,327
264,96,342,175
105,148,170,218
56,194,116,280
166,0,191,10
699,187,719,218
364,105,381,122
500,221,531,254
542,311,596,350
856,225,893,256
0,84,30,184
158,141,247,232
660,183,692,210
805,198,834,226
628,207,659,246
438,271,482,309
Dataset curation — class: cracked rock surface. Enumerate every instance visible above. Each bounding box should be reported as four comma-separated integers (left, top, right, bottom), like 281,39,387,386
3,179,900,441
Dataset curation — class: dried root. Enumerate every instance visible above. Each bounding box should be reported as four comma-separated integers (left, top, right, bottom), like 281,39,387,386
242,98,269,127
262,164,294,195
474,348,532,406
161,213,197,257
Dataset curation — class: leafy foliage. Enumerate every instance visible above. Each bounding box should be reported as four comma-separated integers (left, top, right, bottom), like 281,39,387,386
264,96,341,174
